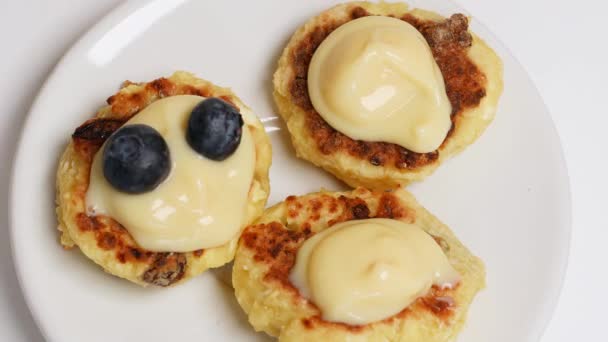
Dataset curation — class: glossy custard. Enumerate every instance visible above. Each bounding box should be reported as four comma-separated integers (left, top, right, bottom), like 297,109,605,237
86,95,255,252
290,218,459,325
308,16,452,153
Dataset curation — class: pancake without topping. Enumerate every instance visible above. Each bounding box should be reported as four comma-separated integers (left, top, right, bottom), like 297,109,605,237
273,2,503,189
233,187,485,341
56,71,272,286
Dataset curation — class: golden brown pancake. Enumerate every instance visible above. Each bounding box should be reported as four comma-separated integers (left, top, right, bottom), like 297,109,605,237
273,2,503,189
56,71,272,286
233,187,485,341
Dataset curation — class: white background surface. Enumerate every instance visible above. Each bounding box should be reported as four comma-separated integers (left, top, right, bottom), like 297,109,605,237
0,1,605,341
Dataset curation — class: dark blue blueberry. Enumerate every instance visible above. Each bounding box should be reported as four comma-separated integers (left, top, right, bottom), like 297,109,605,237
102,124,170,194
187,97,244,161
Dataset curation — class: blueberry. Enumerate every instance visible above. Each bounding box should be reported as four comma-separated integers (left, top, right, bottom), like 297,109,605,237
102,124,170,194
187,97,244,161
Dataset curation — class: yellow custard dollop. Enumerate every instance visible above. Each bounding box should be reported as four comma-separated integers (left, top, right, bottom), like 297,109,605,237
308,16,452,153
290,218,460,325
86,95,255,252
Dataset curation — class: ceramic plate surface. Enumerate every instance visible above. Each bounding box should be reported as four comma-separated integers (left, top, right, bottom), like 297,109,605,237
10,0,571,341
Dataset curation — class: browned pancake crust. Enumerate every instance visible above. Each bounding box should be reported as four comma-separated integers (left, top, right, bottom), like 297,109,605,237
289,7,486,169
240,191,458,332
68,76,243,286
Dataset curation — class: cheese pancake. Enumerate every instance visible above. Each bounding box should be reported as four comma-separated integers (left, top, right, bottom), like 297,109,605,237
233,187,485,341
56,71,272,286
273,2,503,189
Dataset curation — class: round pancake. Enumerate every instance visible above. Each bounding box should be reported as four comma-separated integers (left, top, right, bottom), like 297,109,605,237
233,187,485,341
273,2,503,189
56,71,272,287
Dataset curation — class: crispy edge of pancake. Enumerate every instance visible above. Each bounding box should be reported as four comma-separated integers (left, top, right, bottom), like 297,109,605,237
232,187,485,341
273,1,503,190
56,71,272,287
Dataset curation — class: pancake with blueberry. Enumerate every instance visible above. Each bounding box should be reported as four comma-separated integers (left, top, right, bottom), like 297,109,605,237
273,1,503,189
233,187,485,341
56,71,271,286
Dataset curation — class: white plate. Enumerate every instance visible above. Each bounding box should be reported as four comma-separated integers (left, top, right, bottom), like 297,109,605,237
10,0,571,341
